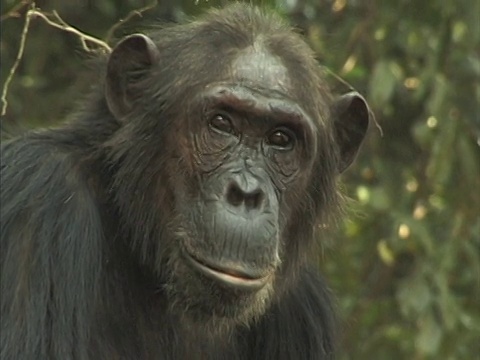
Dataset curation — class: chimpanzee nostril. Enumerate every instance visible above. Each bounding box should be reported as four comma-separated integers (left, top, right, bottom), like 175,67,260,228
226,182,244,207
244,189,264,210
226,181,265,210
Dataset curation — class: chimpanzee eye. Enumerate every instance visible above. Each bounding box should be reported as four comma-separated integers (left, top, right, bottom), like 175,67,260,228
209,114,234,134
266,128,295,150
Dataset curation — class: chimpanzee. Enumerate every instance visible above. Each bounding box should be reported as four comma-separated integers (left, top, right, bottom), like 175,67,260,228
0,4,370,360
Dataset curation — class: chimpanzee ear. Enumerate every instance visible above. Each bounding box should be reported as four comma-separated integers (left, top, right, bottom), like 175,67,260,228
105,34,160,121
333,92,371,173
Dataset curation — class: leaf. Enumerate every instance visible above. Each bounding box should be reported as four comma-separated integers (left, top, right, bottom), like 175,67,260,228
426,74,449,116
369,60,401,109
397,275,432,316
457,135,480,188
426,105,457,187
415,313,443,355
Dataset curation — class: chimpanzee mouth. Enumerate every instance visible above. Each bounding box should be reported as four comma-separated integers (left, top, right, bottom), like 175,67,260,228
183,250,271,291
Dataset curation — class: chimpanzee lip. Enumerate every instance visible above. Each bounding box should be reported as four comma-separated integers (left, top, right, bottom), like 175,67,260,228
183,250,271,291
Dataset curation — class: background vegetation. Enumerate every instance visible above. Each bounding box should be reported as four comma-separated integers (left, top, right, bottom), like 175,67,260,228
2,0,479,358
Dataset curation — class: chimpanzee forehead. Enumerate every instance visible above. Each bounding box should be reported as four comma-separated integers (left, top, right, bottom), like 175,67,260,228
230,44,291,95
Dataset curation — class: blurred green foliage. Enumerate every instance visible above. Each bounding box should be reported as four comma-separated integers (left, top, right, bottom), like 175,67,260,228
1,0,479,359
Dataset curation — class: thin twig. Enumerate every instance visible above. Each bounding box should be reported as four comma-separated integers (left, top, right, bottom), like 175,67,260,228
1,6,112,117
1,3,33,116
28,10,111,53
105,0,158,43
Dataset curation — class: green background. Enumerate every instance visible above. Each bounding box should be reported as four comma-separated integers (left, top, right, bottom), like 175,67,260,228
2,0,479,358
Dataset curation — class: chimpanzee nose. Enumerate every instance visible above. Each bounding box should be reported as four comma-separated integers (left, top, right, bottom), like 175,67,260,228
225,175,265,211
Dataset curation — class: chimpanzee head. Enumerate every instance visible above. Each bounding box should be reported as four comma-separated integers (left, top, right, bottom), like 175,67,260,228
103,5,370,327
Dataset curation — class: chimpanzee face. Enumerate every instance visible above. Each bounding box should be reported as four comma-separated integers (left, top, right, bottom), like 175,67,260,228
104,25,369,326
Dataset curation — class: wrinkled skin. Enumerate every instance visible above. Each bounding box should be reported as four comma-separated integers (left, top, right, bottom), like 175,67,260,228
1,4,371,360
